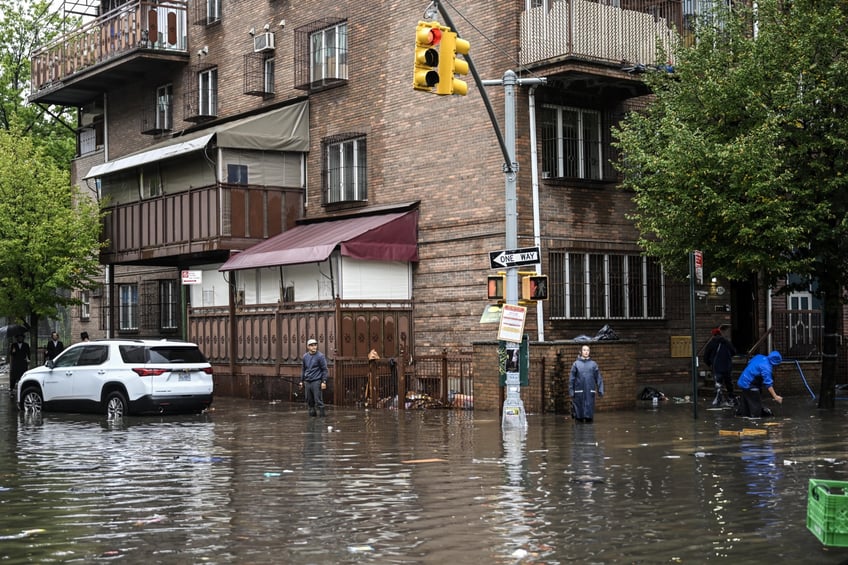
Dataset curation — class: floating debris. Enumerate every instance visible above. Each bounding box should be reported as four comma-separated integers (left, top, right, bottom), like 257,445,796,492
348,545,374,553
401,458,448,464
0,528,46,540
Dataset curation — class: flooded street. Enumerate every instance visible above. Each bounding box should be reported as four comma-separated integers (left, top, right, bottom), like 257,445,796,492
2,386,848,564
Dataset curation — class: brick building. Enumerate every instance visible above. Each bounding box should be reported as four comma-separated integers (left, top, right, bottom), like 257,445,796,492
28,0,833,404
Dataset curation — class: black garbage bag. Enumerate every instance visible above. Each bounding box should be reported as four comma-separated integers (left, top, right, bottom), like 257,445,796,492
595,324,619,341
639,387,666,401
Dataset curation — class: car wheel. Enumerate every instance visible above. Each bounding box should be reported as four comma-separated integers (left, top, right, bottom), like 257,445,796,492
21,387,43,413
105,390,128,419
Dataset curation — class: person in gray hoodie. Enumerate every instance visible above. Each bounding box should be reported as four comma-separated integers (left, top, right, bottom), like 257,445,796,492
569,345,604,422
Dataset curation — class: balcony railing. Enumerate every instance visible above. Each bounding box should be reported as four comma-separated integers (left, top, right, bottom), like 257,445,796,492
101,183,303,264
31,0,188,94
520,0,689,67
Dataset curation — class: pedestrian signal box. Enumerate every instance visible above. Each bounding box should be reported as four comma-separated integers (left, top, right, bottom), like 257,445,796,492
521,275,548,301
487,275,505,301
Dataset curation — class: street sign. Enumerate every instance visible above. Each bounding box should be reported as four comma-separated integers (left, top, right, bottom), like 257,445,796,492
489,246,541,269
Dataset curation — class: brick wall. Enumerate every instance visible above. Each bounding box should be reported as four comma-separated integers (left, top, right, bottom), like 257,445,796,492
473,340,639,414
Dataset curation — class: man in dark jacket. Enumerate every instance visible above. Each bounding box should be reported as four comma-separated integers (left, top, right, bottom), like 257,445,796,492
704,324,737,407
299,338,328,417
9,334,30,395
45,332,65,363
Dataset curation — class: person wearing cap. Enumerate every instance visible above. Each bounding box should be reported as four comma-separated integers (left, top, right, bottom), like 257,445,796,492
736,351,783,417
299,338,328,417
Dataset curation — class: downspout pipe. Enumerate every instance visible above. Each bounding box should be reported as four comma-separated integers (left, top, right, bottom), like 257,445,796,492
528,84,544,342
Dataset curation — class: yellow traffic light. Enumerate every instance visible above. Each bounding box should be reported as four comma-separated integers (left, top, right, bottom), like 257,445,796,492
436,30,469,96
413,21,443,92
487,275,505,301
521,275,548,301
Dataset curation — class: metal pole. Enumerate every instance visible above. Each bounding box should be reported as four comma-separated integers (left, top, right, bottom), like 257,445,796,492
689,251,698,419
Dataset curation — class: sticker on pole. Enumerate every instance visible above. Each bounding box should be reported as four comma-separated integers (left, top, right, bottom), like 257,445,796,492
497,304,527,343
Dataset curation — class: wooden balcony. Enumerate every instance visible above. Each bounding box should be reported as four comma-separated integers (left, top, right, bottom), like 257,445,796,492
520,0,690,68
101,183,304,266
30,0,189,106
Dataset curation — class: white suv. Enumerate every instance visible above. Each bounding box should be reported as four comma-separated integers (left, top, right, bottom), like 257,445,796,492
17,339,213,418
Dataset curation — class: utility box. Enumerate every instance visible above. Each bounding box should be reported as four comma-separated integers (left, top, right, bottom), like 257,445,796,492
670,336,691,358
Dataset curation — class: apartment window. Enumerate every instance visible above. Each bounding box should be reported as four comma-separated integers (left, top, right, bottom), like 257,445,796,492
80,290,91,321
549,251,664,319
540,105,604,180
323,134,366,204
206,0,221,24
314,24,347,83
119,284,139,331
160,280,178,330
140,164,162,198
199,68,218,117
311,22,347,83
227,164,248,184
264,56,275,94
156,84,173,131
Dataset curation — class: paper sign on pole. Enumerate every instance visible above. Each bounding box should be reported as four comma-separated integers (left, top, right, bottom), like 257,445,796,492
497,303,527,343
181,270,202,285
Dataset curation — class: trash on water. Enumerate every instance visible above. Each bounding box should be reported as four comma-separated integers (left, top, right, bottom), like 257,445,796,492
0,528,46,540
348,545,374,553
401,458,448,464
511,548,529,558
263,472,282,477
719,428,768,438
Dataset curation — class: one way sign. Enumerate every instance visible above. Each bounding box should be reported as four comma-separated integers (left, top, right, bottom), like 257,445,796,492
489,246,541,269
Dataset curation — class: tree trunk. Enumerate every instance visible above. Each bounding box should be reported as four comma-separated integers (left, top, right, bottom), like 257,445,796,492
817,280,839,410
28,313,39,368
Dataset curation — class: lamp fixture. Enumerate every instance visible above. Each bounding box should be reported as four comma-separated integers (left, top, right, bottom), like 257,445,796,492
278,19,285,28
263,23,270,31
248,27,255,36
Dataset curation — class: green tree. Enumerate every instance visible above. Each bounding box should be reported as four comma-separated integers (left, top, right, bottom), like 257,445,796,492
0,0,76,169
614,0,848,408
0,127,104,349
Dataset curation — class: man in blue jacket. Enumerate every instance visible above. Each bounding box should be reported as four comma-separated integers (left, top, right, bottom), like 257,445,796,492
299,338,328,417
736,351,783,417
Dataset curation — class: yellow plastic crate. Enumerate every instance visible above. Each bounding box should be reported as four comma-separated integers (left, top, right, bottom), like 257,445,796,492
807,479,848,547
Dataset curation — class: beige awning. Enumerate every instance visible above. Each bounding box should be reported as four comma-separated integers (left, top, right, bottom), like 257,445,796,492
84,100,309,179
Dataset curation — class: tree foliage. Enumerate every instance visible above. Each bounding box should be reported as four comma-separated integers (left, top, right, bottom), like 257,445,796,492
614,0,848,407
616,0,848,283
0,128,104,331
0,0,76,169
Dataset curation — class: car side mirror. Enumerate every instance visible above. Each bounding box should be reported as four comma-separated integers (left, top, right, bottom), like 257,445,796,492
46,360,54,369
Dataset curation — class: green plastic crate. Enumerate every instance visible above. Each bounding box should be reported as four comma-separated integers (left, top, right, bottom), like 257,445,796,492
807,479,848,547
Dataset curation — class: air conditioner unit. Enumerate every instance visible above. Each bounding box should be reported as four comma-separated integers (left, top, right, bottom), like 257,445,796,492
253,32,275,52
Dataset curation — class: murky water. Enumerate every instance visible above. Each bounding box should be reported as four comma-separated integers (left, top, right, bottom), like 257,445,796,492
2,386,848,564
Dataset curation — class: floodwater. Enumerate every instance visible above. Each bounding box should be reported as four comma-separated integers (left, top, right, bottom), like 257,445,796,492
2,384,848,564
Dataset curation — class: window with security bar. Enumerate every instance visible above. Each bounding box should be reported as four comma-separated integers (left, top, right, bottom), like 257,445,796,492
323,134,366,204
540,105,619,181
549,251,665,319
160,280,179,330
119,284,139,331
294,18,348,91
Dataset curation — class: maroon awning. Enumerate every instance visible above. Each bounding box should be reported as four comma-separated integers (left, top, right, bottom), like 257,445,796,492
219,210,419,271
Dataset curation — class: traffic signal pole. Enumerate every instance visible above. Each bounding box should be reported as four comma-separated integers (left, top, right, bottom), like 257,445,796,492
432,3,544,428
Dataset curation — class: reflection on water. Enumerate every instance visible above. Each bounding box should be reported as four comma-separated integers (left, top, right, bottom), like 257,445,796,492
1,391,848,564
